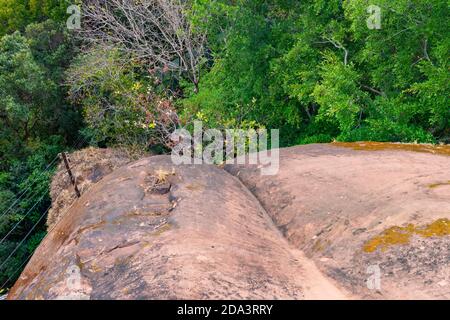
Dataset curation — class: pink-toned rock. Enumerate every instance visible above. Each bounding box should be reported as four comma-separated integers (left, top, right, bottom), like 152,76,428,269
9,155,349,300
8,143,450,300
225,143,450,299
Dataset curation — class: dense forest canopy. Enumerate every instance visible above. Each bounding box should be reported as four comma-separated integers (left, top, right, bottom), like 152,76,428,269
0,0,449,290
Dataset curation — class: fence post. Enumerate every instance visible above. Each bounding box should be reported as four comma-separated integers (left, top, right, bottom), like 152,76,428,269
60,152,81,198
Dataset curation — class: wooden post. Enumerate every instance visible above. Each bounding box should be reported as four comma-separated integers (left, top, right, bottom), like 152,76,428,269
60,152,81,198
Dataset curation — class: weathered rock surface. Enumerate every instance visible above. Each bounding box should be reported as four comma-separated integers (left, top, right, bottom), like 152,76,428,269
48,147,137,229
8,142,450,299
8,155,348,300
225,142,450,299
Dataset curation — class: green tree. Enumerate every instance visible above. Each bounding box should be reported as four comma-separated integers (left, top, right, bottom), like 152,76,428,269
0,32,55,155
0,0,68,36
0,19,80,289
186,0,448,144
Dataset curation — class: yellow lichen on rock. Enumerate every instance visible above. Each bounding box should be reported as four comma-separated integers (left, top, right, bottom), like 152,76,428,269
428,180,450,189
333,141,450,157
363,218,450,253
415,218,450,238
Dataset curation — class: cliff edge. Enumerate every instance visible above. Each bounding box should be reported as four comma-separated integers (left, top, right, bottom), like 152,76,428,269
8,143,450,299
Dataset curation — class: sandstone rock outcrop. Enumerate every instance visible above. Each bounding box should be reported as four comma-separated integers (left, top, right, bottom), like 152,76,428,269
47,147,138,229
226,142,450,299
8,143,450,299
9,155,349,299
